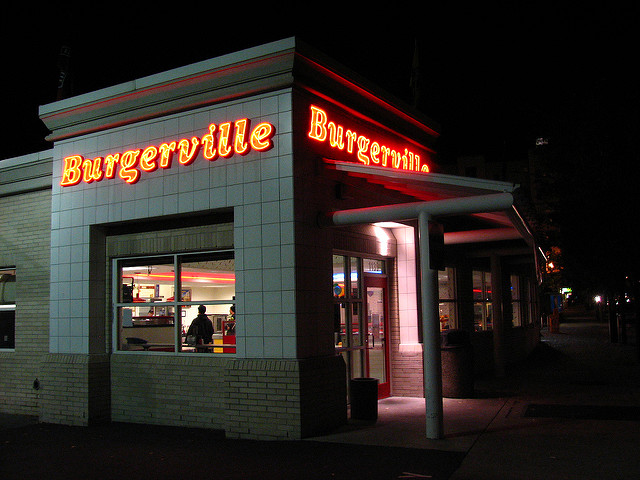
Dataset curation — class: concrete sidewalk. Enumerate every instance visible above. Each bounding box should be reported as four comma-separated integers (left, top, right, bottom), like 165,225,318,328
2,307,639,479
449,316,640,479
310,307,640,479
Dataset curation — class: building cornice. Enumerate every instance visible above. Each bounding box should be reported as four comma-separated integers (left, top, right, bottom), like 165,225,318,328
39,38,299,142
0,150,53,196
38,37,440,148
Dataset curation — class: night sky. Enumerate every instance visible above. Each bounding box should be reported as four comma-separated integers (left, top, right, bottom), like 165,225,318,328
2,5,639,292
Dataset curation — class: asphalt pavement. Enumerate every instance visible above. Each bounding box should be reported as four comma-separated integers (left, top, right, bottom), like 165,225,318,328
1,305,639,479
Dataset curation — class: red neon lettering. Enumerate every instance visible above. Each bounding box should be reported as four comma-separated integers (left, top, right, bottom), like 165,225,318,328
370,142,380,164
218,122,233,157
201,124,218,161
59,117,275,187
119,150,141,184
250,122,274,151
328,122,344,149
380,146,390,167
357,136,371,165
178,137,200,165
61,155,83,186
308,106,327,141
158,142,176,168
104,154,119,178
234,119,250,155
139,146,158,172
307,105,429,174
82,157,104,183
345,130,357,154
391,150,401,169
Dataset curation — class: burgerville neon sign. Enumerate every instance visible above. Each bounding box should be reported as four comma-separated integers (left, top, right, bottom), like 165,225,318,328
307,105,430,173
60,118,276,186
60,105,430,187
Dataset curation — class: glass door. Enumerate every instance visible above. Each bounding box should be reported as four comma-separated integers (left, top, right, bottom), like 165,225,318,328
333,255,390,400
365,275,390,398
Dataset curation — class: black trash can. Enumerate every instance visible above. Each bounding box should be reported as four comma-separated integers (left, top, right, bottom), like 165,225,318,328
440,329,474,398
350,377,379,421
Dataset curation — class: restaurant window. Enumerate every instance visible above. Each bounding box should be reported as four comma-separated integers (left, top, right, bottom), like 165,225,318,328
114,251,235,353
513,275,532,326
473,270,492,331
0,268,16,349
511,275,522,327
438,267,457,331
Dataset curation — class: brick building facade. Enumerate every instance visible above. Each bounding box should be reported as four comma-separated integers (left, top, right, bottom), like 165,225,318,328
0,38,541,440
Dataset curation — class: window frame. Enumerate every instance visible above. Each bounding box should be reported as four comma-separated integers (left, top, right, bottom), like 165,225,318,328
438,266,457,331
512,274,533,326
0,268,16,350
473,270,493,331
333,254,365,378
112,250,235,354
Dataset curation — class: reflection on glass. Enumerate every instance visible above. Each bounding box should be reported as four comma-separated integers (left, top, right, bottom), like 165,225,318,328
367,286,386,383
118,306,175,352
0,268,16,349
349,257,360,299
180,303,236,353
334,303,345,347
116,251,235,354
473,270,492,331
120,257,174,303
474,302,493,331
351,302,361,347
332,255,346,298
438,267,456,300
438,267,456,330
511,275,521,327
350,348,364,378
439,302,456,331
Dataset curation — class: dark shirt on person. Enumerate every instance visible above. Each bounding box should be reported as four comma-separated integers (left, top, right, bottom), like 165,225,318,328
186,314,214,344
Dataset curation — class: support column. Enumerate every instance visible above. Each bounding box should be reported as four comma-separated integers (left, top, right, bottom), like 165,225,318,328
418,211,444,439
491,255,505,377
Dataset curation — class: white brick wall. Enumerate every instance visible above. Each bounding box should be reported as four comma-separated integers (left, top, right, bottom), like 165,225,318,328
50,91,295,357
0,188,51,416
110,355,346,440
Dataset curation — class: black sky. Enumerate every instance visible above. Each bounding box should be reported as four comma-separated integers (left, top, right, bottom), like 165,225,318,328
2,4,639,288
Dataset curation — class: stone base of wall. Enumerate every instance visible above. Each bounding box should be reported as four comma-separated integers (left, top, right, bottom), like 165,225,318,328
111,354,227,430
39,354,110,426
111,353,347,440
299,355,347,438
225,355,347,440
391,349,424,397
0,354,40,416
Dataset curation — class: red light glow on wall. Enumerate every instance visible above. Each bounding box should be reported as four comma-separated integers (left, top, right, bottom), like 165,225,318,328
307,105,430,173
60,118,275,187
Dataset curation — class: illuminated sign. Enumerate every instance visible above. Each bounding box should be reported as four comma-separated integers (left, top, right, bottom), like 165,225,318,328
307,105,430,173
60,118,275,186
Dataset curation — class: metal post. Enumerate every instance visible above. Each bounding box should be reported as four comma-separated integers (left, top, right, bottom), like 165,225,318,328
418,211,444,439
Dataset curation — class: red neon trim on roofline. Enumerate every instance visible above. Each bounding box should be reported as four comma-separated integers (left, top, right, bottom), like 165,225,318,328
297,53,440,139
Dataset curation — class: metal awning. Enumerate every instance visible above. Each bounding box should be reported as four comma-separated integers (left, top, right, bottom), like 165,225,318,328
324,159,534,247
